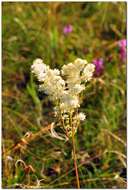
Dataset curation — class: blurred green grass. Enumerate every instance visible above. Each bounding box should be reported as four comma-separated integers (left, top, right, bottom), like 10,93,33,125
2,2,126,188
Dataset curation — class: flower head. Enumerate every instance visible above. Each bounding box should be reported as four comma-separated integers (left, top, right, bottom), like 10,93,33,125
63,24,73,35
31,58,49,81
118,39,126,62
39,69,65,101
82,64,95,81
118,39,126,48
92,58,104,77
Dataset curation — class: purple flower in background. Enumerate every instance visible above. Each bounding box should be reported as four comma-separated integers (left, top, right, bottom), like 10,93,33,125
118,39,126,62
63,24,73,35
93,58,104,77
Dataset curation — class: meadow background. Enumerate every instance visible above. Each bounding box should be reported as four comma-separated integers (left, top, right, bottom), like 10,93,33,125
2,2,126,188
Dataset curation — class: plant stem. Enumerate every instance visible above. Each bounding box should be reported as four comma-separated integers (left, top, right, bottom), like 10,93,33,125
71,129,80,189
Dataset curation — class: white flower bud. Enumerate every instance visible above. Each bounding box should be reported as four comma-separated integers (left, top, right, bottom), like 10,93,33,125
78,112,86,121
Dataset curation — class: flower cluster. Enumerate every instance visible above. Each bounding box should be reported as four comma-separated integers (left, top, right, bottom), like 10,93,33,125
31,58,95,138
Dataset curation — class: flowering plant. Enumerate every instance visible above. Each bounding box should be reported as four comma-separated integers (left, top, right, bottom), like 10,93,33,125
31,58,95,188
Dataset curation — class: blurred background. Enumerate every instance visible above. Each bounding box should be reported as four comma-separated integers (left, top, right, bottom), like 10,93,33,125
2,2,126,188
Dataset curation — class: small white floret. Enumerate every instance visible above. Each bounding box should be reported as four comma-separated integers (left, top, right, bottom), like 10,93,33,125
78,112,86,121
82,63,95,82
